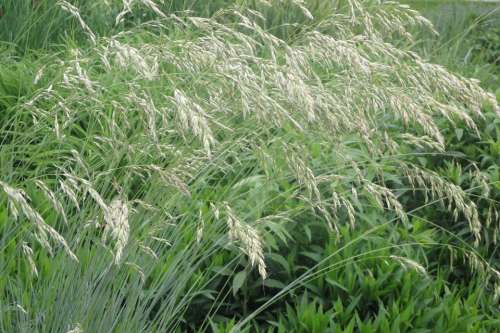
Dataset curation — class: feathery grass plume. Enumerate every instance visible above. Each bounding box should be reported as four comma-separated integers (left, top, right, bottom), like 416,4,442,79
222,203,267,279
103,198,129,264
0,181,78,262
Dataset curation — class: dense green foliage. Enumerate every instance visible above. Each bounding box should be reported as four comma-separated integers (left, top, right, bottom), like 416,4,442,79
0,1,499,332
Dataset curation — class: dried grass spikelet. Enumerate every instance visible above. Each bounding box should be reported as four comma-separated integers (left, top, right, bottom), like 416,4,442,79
62,52,96,93
145,164,191,197
115,0,134,25
364,182,408,225
171,89,215,156
402,165,482,244
103,197,129,264
15,303,27,315
21,242,38,277
0,181,78,262
283,145,340,233
196,209,204,243
457,250,500,295
398,133,445,152
59,179,80,211
222,203,267,279
57,1,96,45
138,243,158,260
34,180,68,225
33,65,45,85
390,255,428,277
139,0,166,18
304,31,373,75
341,197,356,230
105,39,159,80
125,261,146,283
290,0,313,20
66,324,83,333
86,186,108,212
285,146,320,201
273,69,317,123
127,92,160,144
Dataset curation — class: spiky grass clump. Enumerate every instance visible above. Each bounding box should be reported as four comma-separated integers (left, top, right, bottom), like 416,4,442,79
0,0,499,331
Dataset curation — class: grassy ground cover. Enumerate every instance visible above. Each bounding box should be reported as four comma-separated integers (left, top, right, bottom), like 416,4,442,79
0,1,499,332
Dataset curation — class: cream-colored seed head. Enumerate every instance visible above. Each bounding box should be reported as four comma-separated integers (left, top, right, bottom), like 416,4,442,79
103,198,130,264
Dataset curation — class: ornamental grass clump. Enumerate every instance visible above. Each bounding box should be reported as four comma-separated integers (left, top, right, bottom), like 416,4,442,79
0,0,498,331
